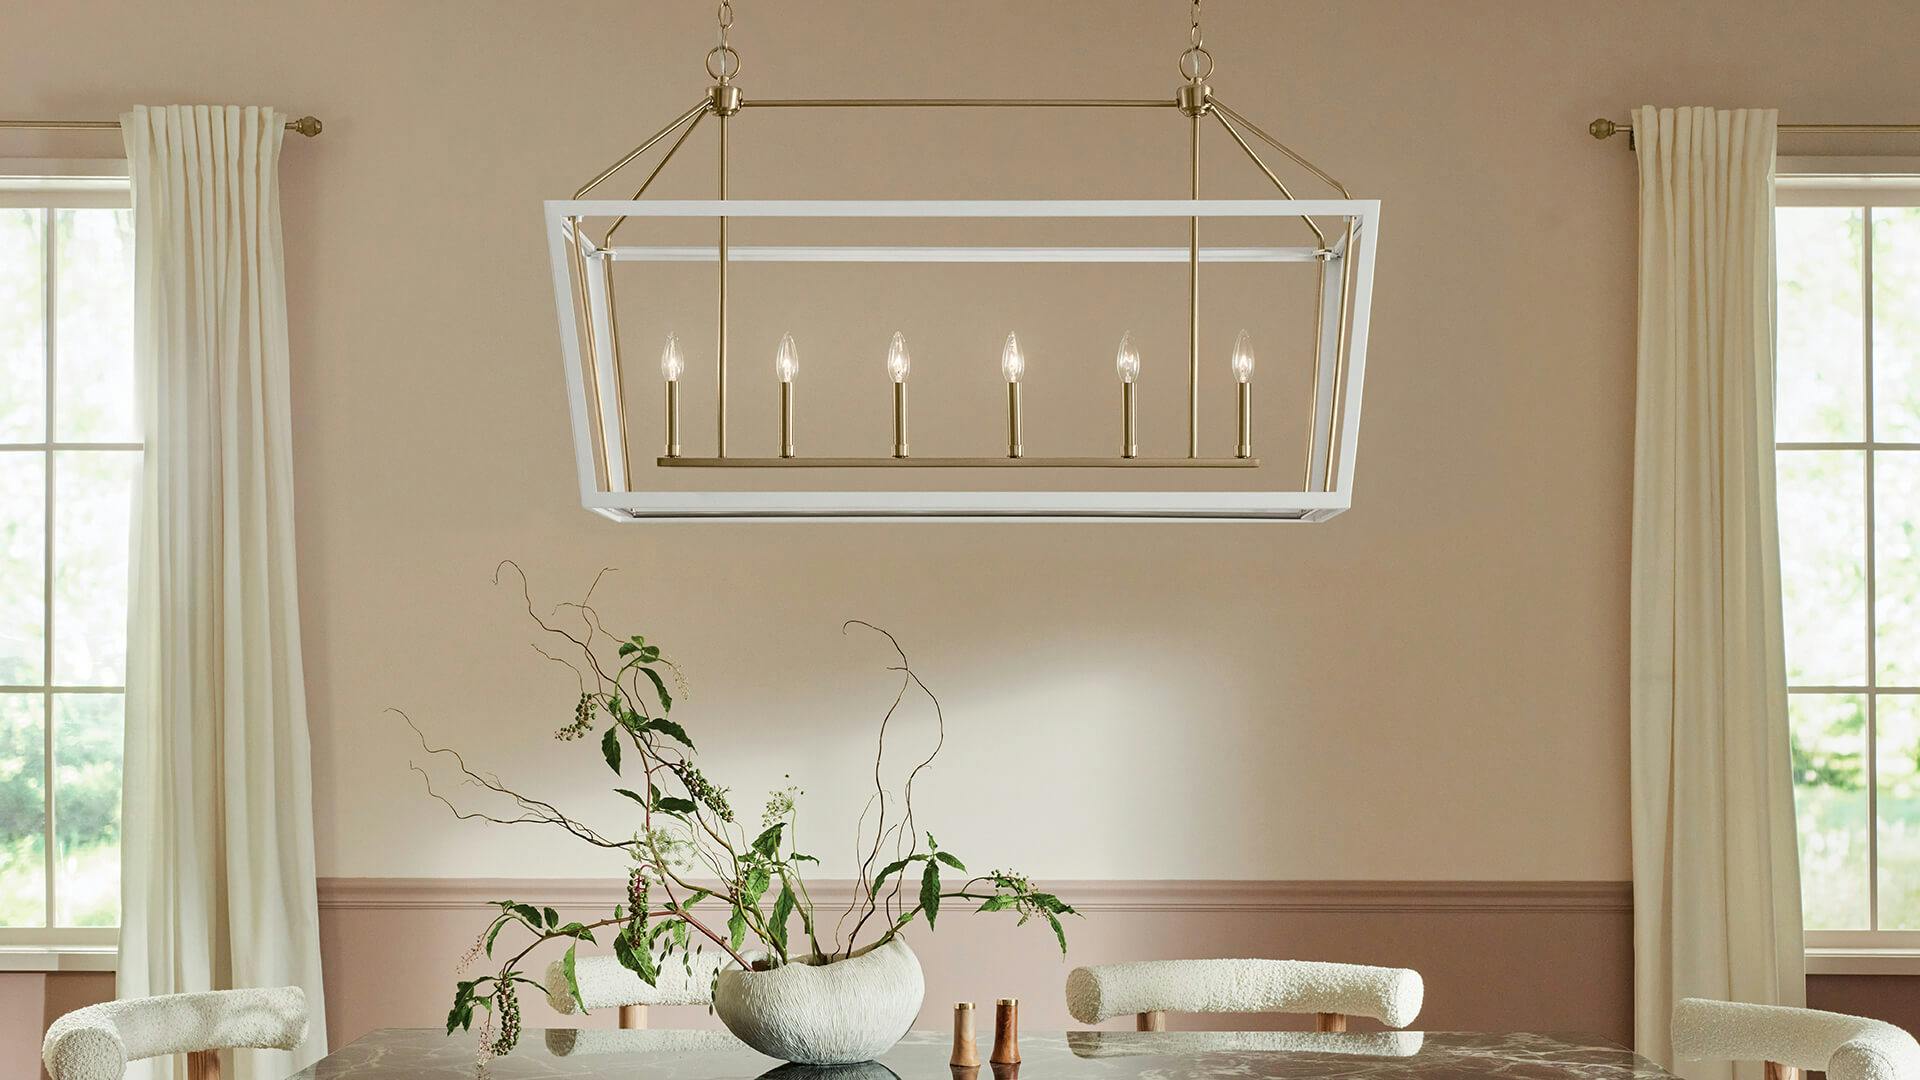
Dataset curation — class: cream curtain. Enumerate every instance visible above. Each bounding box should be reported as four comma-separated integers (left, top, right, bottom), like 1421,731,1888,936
118,105,327,1080
1630,105,1804,1080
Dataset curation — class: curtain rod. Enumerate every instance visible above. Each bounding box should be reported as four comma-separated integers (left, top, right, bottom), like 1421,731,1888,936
0,116,323,137
1590,117,1920,145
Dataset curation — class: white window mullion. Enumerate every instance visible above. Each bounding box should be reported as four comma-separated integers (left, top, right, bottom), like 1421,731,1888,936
1861,207,1879,931
40,205,56,930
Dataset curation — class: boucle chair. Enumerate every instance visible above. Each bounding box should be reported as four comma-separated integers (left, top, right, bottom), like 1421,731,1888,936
42,986,307,1080
1066,958,1423,1034
1673,997,1920,1080
543,950,724,1029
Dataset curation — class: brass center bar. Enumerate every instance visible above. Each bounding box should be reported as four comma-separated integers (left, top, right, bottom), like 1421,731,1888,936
659,456,1260,468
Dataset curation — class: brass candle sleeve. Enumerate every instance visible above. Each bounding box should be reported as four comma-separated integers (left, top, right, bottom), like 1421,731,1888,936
780,382,795,458
1237,381,1252,459
1007,383,1023,459
893,381,909,458
1122,381,1138,458
665,380,682,458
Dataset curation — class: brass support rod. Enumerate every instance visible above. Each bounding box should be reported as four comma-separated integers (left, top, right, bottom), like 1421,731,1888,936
574,99,712,199
1304,261,1326,490
567,224,609,491
740,98,1176,108
717,110,729,457
1187,112,1201,459
1237,381,1252,459
1324,220,1356,491
1209,98,1352,197
1121,382,1137,459
665,379,681,458
600,255,633,488
0,115,323,136
1212,109,1328,248
658,455,1262,468
780,382,795,458
1007,383,1023,459
603,106,710,246
893,382,909,458
1590,117,1920,143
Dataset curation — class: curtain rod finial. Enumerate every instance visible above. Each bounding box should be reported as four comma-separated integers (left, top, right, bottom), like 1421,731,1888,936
288,115,323,137
1589,118,1623,140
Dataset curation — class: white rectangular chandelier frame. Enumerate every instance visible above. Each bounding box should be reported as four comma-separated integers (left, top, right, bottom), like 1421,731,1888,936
547,197,1379,522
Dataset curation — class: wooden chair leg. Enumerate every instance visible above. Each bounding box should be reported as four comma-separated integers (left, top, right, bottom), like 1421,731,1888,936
186,1049,221,1080
1765,1063,1798,1080
1136,1010,1166,1032
619,1004,649,1029
1315,1012,1348,1033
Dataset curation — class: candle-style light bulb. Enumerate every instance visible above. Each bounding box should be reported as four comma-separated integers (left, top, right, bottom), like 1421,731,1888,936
887,331,912,384
1000,331,1025,384
1115,331,1140,385
1232,329,1254,459
1002,331,1024,458
775,332,798,383
1116,331,1139,459
888,331,910,457
660,332,683,458
660,332,685,382
776,333,797,458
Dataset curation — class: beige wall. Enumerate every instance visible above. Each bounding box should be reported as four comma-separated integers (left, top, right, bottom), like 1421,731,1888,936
7,0,1920,1062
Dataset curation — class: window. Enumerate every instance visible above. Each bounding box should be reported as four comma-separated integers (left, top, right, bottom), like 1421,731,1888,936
0,164,136,943
1777,171,1920,954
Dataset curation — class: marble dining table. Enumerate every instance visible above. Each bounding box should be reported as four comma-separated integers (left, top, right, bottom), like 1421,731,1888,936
286,1028,1677,1080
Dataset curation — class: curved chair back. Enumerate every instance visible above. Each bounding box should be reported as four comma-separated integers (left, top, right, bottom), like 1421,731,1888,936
543,951,723,1029
43,986,308,1080
1673,998,1920,1080
1066,959,1423,1033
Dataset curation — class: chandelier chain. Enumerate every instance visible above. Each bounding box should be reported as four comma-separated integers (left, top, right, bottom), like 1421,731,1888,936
707,0,741,82
1180,0,1214,83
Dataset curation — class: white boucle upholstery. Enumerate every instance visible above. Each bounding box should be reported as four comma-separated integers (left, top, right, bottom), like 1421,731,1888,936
543,951,724,1012
1065,959,1423,1028
43,986,308,1080
1067,1030,1425,1058
1672,998,1920,1080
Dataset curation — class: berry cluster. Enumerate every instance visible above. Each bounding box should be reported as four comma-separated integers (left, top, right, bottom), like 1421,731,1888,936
488,981,521,1056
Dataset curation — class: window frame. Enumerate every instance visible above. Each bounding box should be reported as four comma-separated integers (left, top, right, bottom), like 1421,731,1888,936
1777,158,1920,971
0,159,134,952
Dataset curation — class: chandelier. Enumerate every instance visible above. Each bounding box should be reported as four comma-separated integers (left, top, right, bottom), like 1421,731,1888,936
547,1,1379,521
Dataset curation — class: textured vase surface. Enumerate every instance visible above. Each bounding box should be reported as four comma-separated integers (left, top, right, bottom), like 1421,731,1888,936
713,938,924,1064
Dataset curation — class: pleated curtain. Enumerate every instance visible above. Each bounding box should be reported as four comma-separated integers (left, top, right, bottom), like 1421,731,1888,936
1629,105,1805,1080
118,105,327,1079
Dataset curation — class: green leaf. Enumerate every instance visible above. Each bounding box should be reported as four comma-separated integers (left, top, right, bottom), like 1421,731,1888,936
484,914,509,957
1046,910,1069,955
601,725,622,773
510,903,543,929
614,787,649,807
652,794,698,815
637,666,674,715
872,857,913,892
543,907,559,928
933,851,966,872
920,860,942,929
769,886,796,953
645,715,693,749
752,824,784,859
562,944,586,1014
742,866,771,906
615,930,659,986
727,905,748,952
975,896,1015,913
789,852,820,864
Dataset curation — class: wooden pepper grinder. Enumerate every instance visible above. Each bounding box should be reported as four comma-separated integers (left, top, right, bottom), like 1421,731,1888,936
951,1002,980,1068
991,998,1021,1065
